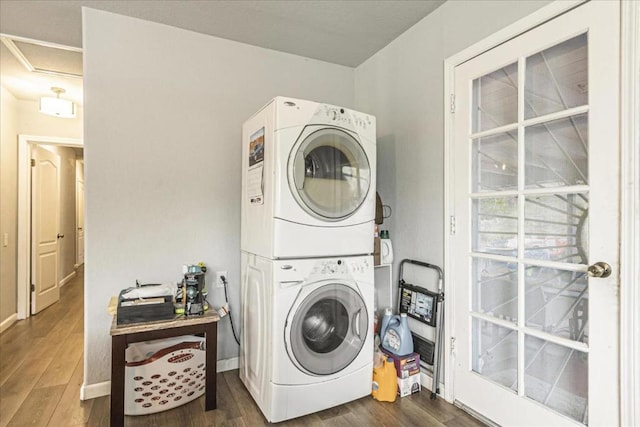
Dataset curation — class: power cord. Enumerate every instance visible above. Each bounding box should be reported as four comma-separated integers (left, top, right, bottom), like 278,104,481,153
221,275,240,346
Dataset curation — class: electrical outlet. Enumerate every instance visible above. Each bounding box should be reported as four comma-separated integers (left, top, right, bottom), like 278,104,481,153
216,271,228,288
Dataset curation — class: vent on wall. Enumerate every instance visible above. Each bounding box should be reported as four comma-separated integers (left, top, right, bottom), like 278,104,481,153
1,36,82,78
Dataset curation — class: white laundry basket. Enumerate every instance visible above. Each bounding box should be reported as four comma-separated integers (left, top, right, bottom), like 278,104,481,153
124,335,206,415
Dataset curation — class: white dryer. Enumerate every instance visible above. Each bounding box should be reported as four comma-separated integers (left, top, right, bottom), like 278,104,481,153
241,97,376,259
240,252,374,422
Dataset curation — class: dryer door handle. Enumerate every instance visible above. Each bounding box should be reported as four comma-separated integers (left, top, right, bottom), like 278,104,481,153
294,151,305,189
352,309,362,339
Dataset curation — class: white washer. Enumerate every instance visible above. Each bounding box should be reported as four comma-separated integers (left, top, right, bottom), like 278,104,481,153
241,97,377,259
240,253,374,422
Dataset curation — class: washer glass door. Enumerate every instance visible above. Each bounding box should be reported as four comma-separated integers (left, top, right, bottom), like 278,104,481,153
289,127,370,220
288,282,368,375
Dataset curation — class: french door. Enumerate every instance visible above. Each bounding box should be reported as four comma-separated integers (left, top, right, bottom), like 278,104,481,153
451,1,619,425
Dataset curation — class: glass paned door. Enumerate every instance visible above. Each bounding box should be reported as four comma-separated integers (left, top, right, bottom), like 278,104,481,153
452,2,619,426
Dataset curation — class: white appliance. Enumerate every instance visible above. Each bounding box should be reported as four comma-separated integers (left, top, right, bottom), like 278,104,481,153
241,97,377,259
240,253,374,422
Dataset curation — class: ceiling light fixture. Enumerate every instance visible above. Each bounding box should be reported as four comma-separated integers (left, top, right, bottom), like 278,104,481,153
39,87,76,118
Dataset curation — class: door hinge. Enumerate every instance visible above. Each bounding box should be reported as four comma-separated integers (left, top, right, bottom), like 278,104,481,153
31,159,36,167
450,216,456,235
31,284,35,292
450,93,455,113
450,336,456,352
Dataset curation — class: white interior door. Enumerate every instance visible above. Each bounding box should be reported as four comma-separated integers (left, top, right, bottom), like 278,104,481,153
451,1,619,425
31,145,61,314
77,178,85,265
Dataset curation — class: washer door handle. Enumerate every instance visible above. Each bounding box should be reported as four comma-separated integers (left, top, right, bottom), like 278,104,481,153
352,309,362,339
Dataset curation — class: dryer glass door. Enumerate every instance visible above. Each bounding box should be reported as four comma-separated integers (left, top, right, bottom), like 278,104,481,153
288,282,368,375
290,128,370,220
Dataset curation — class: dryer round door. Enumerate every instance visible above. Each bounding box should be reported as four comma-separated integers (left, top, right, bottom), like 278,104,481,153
288,126,371,221
286,282,369,376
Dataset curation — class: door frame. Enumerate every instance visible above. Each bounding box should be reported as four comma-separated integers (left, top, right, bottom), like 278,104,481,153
442,0,639,424
17,135,83,320
75,159,85,267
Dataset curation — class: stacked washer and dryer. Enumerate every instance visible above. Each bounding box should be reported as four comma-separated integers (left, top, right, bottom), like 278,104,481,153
240,97,377,422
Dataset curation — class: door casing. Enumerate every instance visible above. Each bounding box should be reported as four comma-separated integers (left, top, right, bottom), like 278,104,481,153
17,135,83,319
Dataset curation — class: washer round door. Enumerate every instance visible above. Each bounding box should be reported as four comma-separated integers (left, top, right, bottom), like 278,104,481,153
287,282,369,376
288,127,371,221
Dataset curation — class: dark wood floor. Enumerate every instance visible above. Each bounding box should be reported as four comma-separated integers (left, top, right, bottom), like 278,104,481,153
0,268,486,426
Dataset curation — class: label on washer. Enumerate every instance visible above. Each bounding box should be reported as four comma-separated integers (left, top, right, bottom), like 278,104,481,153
248,127,265,204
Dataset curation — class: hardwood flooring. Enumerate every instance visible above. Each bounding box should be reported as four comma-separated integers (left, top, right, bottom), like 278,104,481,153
0,268,486,426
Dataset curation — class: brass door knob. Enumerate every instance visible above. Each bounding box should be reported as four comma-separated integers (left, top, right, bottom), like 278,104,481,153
587,262,611,278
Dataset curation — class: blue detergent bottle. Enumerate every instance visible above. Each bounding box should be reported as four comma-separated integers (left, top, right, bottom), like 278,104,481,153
379,307,393,339
381,313,414,356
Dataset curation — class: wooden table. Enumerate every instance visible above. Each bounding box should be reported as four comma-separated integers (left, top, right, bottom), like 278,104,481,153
109,311,220,426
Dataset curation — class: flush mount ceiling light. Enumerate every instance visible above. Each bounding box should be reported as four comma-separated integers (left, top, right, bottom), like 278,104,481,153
40,87,76,118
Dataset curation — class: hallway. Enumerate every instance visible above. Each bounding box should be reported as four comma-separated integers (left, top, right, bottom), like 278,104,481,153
0,268,485,426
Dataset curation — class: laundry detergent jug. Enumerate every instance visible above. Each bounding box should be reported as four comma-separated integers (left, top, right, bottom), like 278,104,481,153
381,313,414,356
372,357,397,402
379,307,393,338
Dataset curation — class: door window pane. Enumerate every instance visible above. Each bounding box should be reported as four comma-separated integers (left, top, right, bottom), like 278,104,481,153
525,267,588,344
472,132,518,192
525,33,588,119
472,318,518,392
473,258,518,322
473,197,518,255
524,193,588,264
525,335,588,423
525,114,588,189
472,62,518,132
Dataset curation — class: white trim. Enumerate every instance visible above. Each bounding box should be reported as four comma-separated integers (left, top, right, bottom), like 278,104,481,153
0,313,18,334
419,369,446,397
216,356,239,372
80,357,240,400
59,271,77,288
620,1,640,426
17,135,83,320
80,380,110,401
441,0,611,409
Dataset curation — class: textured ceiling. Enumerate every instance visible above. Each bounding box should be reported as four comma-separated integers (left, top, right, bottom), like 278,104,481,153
0,0,445,104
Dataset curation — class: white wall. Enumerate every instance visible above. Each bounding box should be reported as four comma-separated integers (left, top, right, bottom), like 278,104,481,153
82,8,355,386
354,0,551,340
0,86,19,326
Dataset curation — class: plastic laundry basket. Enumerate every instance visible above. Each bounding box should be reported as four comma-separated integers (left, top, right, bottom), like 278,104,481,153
124,335,206,415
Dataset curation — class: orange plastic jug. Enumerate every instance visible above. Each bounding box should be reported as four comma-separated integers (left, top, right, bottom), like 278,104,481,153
372,357,397,402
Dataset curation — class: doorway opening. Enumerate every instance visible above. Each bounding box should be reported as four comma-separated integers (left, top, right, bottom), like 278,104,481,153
17,135,84,318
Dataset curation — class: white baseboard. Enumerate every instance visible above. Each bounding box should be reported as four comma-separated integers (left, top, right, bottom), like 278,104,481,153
0,313,18,334
60,271,77,288
419,370,447,402
80,356,240,400
217,356,239,372
80,380,111,401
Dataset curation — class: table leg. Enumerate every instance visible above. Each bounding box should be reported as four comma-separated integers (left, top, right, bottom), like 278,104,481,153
205,322,217,411
111,335,126,426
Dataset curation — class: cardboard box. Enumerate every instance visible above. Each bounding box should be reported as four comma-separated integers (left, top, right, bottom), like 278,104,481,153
383,351,421,379
397,373,421,397
373,237,381,266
